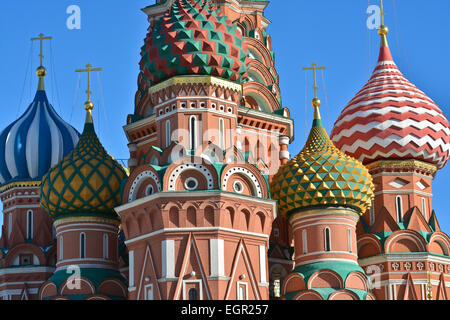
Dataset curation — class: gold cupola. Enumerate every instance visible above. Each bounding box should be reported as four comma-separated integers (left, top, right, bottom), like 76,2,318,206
270,63,375,218
40,64,127,220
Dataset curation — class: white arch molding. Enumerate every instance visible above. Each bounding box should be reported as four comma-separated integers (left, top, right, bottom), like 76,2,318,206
168,163,214,191
222,167,263,198
128,170,161,202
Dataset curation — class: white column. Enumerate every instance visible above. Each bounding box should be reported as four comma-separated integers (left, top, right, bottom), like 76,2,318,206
162,240,175,278
129,250,135,288
210,239,225,277
259,245,267,284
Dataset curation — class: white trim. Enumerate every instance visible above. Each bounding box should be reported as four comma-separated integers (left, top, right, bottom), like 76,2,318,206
144,283,154,300
219,118,225,149
375,189,433,197
294,251,359,260
103,234,109,260
295,258,359,268
302,229,308,254
291,221,356,232
116,190,276,213
125,226,269,245
0,266,54,276
3,204,41,213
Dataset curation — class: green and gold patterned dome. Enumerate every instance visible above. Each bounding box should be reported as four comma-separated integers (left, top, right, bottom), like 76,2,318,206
40,107,127,220
271,103,374,218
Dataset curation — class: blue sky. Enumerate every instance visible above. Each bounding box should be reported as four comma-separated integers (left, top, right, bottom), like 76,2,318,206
0,0,449,231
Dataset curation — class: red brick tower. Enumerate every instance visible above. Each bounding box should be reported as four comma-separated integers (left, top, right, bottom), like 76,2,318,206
116,0,293,300
331,4,450,300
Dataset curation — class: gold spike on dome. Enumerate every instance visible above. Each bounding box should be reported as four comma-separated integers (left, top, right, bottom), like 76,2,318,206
31,33,52,91
270,65,375,218
378,0,389,47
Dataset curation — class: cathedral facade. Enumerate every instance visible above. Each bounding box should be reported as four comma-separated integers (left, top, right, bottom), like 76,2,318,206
0,0,448,300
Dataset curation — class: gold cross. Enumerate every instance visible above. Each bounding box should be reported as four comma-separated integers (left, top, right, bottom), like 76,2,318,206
30,33,52,67
75,63,103,103
302,62,326,99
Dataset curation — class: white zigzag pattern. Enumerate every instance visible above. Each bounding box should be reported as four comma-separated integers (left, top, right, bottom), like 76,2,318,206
340,146,447,169
344,96,441,115
335,106,445,128
350,89,432,104
338,134,450,155
372,68,403,76
351,84,428,101
332,119,450,141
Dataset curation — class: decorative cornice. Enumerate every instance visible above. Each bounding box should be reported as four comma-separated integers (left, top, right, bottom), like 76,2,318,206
53,216,121,228
0,181,41,193
149,75,243,95
366,160,437,174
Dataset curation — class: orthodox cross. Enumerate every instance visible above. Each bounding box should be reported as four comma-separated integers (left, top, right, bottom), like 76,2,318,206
75,63,103,103
30,33,52,67
302,62,326,100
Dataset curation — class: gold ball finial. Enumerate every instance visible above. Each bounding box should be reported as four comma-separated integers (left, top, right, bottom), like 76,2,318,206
84,101,94,111
312,97,321,108
378,24,389,36
36,66,47,78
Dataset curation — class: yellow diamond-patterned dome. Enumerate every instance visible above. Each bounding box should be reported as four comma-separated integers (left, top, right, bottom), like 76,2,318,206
271,107,374,218
40,112,127,220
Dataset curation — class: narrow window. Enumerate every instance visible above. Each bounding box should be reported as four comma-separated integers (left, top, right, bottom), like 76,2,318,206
103,234,109,260
347,229,352,253
80,233,86,258
421,197,427,219
26,210,33,240
8,213,12,239
188,288,198,300
165,120,171,148
219,118,225,149
129,250,135,287
302,229,308,254
396,196,403,223
189,116,197,150
59,236,64,261
324,228,331,252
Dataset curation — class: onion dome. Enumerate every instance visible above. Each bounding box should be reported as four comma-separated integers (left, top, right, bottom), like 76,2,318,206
0,66,79,186
40,100,127,220
138,0,249,87
331,23,450,169
271,98,374,218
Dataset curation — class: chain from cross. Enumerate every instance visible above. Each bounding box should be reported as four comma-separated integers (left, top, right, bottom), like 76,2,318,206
75,63,103,103
31,33,52,67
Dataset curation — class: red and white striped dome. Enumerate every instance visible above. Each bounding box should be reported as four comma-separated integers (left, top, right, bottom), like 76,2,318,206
331,41,450,169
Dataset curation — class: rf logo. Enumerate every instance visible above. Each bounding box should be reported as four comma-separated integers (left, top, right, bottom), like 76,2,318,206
66,5,81,30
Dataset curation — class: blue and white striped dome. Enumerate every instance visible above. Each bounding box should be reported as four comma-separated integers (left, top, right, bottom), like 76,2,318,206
0,89,80,185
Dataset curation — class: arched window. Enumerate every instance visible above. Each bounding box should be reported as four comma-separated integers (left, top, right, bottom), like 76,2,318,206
219,118,225,149
103,234,109,260
188,288,198,300
324,228,331,252
26,210,33,240
189,116,197,150
59,236,64,261
396,196,403,223
80,233,86,258
302,229,308,254
347,229,352,253
165,120,171,148
421,197,427,219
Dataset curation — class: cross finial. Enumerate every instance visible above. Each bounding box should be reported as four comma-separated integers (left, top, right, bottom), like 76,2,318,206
75,63,103,108
30,33,52,67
